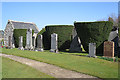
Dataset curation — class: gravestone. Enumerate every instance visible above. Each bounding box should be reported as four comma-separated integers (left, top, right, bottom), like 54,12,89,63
69,28,82,52
32,36,36,49
18,36,24,50
25,28,33,50
8,36,12,49
87,43,97,58
50,33,58,53
36,34,44,51
104,41,114,57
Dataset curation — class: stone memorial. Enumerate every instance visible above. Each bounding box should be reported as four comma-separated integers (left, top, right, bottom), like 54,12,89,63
104,41,114,57
8,36,12,49
36,34,44,51
87,43,97,58
50,33,58,53
25,28,33,50
69,28,82,52
32,36,36,49
18,36,24,50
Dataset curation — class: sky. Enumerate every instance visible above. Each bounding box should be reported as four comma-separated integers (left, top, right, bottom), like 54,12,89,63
1,2,118,30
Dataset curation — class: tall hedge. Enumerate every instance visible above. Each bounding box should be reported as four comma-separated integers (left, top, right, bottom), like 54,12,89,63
44,25,74,50
74,21,113,55
13,29,34,48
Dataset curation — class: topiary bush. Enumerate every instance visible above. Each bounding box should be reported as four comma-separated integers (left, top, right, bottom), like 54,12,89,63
13,29,34,48
44,25,74,50
74,21,113,55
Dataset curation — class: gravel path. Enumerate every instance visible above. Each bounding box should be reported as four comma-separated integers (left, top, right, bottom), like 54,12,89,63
0,53,102,79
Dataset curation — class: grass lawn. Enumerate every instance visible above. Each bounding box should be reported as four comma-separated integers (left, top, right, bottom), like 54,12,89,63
2,48,118,79
2,56,54,78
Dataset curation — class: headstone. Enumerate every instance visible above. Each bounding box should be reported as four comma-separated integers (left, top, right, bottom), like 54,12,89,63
50,33,58,53
8,36,12,49
12,44,15,48
87,43,97,58
104,41,114,58
69,36,82,52
18,36,24,50
36,34,44,51
25,28,33,50
32,36,35,49
69,28,82,52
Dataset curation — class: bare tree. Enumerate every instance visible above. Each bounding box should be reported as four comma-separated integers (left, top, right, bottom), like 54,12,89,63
108,13,118,26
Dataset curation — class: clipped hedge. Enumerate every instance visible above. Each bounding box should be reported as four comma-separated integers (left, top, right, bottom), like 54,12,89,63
44,25,74,50
74,21,113,55
13,29,34,48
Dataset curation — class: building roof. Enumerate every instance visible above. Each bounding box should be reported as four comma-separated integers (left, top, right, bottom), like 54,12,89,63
9,20,39,33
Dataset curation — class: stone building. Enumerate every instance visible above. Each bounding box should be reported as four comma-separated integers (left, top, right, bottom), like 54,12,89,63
4,20,39,48
0,30,4,41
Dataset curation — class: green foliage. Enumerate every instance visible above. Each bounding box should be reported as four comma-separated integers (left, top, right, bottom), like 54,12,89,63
44,25,74,50
0,39,4,45
98,57,118,62
13,29,34,48
74,21,113,55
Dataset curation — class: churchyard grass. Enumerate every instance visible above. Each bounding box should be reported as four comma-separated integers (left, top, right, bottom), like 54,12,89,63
2,48,118,78
2,56,54,78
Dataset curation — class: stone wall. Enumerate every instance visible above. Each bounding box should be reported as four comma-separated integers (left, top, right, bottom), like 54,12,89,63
4,22,14,48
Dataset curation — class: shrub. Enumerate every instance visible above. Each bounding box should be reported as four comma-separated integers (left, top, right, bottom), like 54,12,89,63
44,25,74,50
98,57,118,62
74,21,113,55
13,29,34,48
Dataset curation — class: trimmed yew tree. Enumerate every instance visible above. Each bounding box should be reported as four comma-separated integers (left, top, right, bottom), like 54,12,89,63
13,29,34,48
74,21,113,55
44,25,74,50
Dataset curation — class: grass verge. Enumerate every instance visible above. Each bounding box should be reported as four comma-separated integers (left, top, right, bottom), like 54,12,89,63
2,56,54,78
2,48,118,78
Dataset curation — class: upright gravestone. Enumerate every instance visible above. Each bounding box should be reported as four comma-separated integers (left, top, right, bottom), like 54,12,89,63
18,36,24,50
50,33,58,53
87,43,97,58
69,28,82,52
25,28,33,50
36,34,44,51
8,36,12,49
32,36,36,49
104,41,114,58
